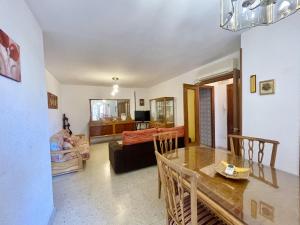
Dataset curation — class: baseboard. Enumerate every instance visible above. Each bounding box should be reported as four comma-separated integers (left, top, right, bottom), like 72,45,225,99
91,135,122,144
48,207,56,225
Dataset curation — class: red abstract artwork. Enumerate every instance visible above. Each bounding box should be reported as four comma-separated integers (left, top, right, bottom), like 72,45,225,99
0,29,21,82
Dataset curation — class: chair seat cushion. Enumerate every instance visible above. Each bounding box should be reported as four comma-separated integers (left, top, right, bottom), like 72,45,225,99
169,196,225,225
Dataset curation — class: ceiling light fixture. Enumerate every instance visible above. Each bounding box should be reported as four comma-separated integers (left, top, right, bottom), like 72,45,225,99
111,77,119,96
220,0,300,31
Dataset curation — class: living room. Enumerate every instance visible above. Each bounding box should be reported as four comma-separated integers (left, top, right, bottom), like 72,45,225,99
1,1,300,225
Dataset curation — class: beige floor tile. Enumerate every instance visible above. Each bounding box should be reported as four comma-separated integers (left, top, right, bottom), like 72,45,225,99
52,143,165,225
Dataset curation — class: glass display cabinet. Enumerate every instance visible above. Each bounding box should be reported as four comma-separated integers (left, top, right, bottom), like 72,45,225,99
150,97,174,128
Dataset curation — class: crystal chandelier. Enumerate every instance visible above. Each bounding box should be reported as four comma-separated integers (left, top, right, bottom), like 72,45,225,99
111,77,119,96
220,0,300,31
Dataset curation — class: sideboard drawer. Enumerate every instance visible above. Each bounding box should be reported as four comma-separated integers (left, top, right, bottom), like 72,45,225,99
90,125,113,136
115,123,135,134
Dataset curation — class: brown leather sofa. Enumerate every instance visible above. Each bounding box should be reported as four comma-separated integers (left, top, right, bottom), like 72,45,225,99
109,127,185,174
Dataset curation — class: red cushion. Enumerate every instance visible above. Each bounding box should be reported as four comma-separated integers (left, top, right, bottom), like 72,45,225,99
158,126,185,137
122,128,158,145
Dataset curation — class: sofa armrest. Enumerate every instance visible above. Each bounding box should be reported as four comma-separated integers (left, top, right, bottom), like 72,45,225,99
75,134,86,138
109,141,122,151
50,148,82,159
109,141,124,173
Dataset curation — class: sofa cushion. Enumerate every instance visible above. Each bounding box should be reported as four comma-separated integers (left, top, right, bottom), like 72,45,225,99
58,129,71,138
50,134,64,151
158,126,185,137
78,144,90,160
63,142,73,150
64,137,75,146
122,128,158,145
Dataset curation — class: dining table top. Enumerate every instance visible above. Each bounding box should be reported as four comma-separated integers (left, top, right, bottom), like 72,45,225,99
164,146,300,225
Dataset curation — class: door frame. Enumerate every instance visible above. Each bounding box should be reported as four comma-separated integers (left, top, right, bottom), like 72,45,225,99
183,69,242,149
197,69,242,135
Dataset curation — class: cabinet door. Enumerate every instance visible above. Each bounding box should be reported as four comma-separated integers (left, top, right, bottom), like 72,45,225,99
150,99,157,121
156,99,165,122
165,98,174,123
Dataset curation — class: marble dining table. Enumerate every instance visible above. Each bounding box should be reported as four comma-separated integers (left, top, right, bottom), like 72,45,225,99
164,146,300,225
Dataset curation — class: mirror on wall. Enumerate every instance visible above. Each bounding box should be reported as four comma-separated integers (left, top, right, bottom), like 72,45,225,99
90,99,130,121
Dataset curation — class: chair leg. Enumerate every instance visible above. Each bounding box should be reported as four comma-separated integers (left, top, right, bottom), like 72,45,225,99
166,214,170,225
158,169,162,199
158,179,161,199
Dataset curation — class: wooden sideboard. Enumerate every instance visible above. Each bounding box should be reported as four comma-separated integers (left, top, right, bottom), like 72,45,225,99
149,121,174,128
89,120,136,141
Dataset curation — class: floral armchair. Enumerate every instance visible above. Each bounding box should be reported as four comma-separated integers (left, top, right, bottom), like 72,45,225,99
50,130,90,176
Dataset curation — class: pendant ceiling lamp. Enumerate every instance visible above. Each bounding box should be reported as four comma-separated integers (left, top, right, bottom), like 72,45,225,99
111,77,119,96
220,0,300,31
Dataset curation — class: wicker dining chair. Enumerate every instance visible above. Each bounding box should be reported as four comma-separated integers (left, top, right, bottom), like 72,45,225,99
228,134,280,167
155,151,225,225
153,131,178,198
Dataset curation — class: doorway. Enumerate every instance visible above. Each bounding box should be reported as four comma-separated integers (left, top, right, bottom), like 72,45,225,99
199,86,215,148
183,69,241,149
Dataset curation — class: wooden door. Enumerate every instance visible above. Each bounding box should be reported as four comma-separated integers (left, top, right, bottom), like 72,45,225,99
231,69,242,153
183,84,200,146
199,86,215,148
232,69,241,136
227,84,234,150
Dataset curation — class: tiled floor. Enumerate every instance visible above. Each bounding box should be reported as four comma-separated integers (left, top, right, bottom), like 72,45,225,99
52,143,165,225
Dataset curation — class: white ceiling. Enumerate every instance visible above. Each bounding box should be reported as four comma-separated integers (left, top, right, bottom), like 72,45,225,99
26,0,241,87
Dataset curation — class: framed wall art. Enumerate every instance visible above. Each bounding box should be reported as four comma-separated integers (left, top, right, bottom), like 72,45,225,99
48,92,58,109
0,29,21,82
250,75,256,93
260,79,275,95
139,99,145,106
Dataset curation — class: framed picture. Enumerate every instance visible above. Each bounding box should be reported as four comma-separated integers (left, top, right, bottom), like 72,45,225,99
260,79,275,95
139,99,145,106
0,29,21,82
250,75,256,93
48,92,58,109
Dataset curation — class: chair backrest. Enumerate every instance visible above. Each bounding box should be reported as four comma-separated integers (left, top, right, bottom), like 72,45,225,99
153,131,178,154
228,134,280,167
155,151,198,225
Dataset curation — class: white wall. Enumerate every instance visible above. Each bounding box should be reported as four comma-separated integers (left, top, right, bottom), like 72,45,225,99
209,79,233,149
61,84,149,135
46,69,62,136
50,53,239,137
242,13,300,175
148,52,240,126
0,0,54,225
